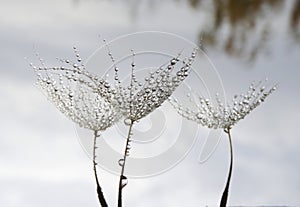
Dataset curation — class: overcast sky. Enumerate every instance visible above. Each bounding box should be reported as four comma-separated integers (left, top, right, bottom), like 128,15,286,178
0,0,300,206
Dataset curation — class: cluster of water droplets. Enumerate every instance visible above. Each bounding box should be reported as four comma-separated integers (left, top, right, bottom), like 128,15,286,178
171,79,276,129
29,47,121,131
110,48,198,121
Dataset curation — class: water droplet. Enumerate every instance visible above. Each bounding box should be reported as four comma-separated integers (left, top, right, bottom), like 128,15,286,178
170,59,177,65
124,118,132,126
121,175,128,189
196,113,203,119
242,100,249,104
118,158,124,167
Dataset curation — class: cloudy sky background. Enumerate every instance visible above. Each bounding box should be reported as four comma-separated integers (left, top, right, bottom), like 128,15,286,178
1,0,300,206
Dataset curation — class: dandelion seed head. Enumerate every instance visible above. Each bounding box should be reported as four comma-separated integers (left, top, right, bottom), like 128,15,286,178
111,48,198,121
30,48,121,131
170,79,276,129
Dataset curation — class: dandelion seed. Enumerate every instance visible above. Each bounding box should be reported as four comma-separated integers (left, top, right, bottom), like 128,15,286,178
29,47,120,207
170,79,276,207
105,46,198,207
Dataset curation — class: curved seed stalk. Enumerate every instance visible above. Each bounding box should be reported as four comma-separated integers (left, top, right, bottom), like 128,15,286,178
220,128,233,207
93,131,108,207
117,120,134,207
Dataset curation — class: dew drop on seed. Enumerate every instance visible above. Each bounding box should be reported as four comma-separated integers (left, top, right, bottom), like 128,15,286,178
121,175,128,189
124,118,131,126
170,59,177,65
118,158,125,167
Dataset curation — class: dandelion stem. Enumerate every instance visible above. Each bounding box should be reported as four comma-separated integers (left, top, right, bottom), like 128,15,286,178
220,127,233,207
93,130,108,207
118,120,134,207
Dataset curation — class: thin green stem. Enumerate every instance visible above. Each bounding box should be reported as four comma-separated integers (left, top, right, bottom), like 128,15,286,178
93,130,108,207
117,120,134,207
220,127,233,207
